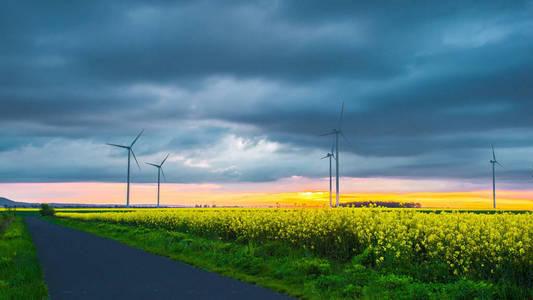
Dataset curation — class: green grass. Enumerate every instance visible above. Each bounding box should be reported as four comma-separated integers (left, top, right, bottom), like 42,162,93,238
0,216,49,300
12,210,41,216
46,216,525,300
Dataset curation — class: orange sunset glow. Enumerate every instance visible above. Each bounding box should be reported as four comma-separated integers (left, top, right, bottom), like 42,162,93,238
2,181,533,209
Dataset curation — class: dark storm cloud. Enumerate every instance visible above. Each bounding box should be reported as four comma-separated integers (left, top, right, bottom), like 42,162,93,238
0,0,532,184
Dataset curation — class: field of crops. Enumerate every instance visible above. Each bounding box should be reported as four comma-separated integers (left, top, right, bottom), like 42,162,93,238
57,208,533,287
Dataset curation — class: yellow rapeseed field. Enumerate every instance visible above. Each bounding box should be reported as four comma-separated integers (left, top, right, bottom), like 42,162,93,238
57,208,533,281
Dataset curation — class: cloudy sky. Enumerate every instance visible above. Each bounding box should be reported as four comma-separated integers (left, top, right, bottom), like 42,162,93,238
1,1,533,205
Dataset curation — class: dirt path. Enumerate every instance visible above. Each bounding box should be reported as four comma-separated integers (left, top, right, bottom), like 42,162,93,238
25,216,293,300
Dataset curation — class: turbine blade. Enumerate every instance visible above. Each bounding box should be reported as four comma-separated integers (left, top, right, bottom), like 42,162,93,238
130,129,144,147
330,137,335,154
320,131,337,136
161,153,170,166
131,149,141,170
106,143,128,149
321,155,328,159
160,167,167,182
337,101,344,130
145,162,159,167
491,144,496,161
341,131,348,141
340,131,353,147
496,161,504,168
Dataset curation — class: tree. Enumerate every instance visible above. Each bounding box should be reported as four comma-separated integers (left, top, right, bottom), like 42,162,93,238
39,204,55,216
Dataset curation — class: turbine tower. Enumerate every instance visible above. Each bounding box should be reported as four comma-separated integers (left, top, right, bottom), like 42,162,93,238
107,129,144,207
321,102,345,208
490,144,503,209
146,154,170,208
321,142,335,208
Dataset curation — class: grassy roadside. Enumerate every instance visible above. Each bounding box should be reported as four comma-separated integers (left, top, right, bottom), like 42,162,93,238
47,216,506,299
0,216,49,300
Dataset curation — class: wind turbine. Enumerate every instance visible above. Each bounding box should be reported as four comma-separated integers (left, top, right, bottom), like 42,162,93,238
490,144,503,209
146,154,170,208
107,129,144,208
321,102,346,208
321,141,335,208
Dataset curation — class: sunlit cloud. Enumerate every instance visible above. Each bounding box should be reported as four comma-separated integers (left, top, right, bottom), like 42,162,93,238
1,1,533,206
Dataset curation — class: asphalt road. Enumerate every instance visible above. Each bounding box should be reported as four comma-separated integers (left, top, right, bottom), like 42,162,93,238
25,216,293,300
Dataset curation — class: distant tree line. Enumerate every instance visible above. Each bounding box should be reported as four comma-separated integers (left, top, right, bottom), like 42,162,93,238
3,204,40,208
339,201,421,208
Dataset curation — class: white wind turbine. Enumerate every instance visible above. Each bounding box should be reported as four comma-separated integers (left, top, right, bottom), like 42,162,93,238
146,154,170,208
321,141,335,208
321,102,346,208
107,129,144,208
490,144,503,209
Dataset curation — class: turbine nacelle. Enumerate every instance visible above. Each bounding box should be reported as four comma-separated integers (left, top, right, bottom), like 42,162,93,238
146,153,170,208
320,129,341,136
146,162,161,168
106,143,129,149
321,153,335,159
320,101,345,208
490,144,503,210
490,144,503,168
146,153,170,181
106,130,144,170
106,129,144,207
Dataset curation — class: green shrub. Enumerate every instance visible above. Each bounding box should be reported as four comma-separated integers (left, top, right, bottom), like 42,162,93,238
352,247,376,267
39,204,55,217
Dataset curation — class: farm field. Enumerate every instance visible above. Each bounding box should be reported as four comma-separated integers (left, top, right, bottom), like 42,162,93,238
0,211,49,300
54,208,533,299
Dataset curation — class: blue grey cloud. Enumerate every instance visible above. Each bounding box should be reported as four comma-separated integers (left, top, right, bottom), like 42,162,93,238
0,0,532,186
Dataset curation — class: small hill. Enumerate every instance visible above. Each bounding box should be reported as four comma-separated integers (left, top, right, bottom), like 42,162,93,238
0,197,18,205
0,197,40,208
